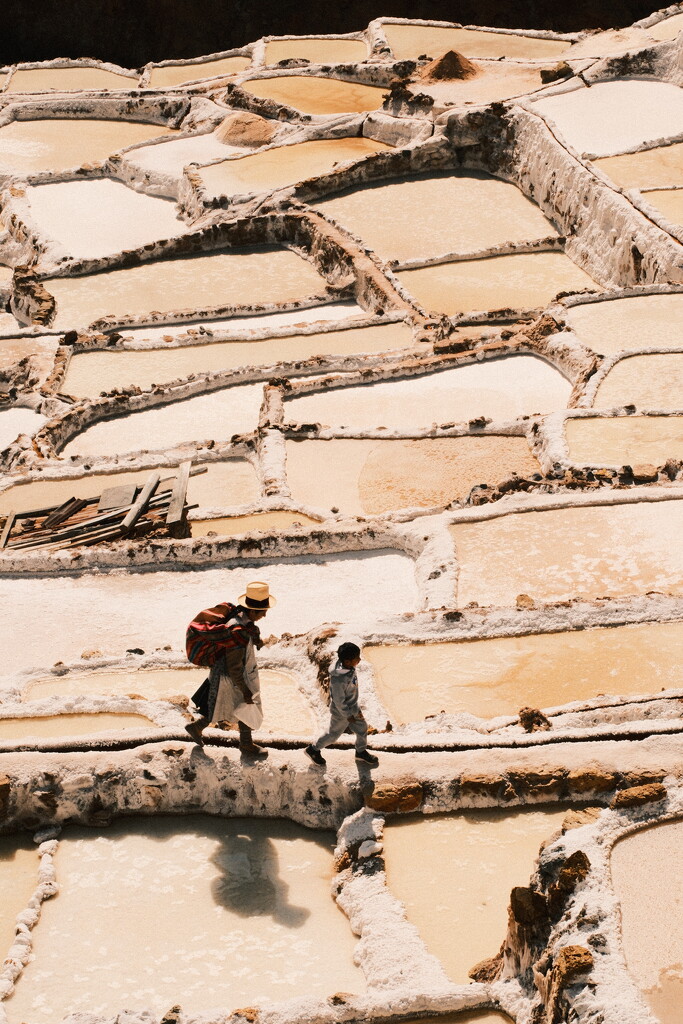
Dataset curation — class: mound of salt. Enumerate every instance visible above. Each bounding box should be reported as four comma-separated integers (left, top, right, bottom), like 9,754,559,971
420,49,478,81
213,110,279,147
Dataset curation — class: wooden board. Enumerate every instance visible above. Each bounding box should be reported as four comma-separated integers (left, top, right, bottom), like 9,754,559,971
98,484,138,511
166,460,191,527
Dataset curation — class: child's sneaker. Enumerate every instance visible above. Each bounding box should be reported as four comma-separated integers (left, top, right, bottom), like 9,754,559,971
355,750,379,766
304,744,326,766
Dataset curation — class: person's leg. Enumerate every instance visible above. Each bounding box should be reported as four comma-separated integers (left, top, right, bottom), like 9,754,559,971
238,720,268,759
348,717,368,753
313,710,348,751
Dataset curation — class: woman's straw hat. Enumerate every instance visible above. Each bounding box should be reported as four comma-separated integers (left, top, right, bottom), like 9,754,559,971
239,580,277,609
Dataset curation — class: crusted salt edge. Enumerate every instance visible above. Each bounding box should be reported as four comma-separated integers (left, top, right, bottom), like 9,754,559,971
539,405,683,471
578,347,683,409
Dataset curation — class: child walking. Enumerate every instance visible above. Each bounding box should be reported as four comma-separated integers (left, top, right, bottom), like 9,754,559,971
305,642,379,767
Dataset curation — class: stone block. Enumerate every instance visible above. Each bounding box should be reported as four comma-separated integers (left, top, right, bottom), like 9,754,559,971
567,767,616,794
611,783,666,809
366,782,423,813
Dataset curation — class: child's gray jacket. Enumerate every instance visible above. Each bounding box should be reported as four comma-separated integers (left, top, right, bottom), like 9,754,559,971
329,659,361,718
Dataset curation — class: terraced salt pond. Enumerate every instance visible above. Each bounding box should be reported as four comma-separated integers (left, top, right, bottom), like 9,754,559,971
640,188,683,226
285,357,571,431
124,132,243,179
192,511,320,537
147,56,251,87
240,76,386,114
365,620,683,723
6,66,134,93
593,143,683,189
451,498,683,607
415,62,550,108
313,171,556,263
611,820,683,1024
593,354,683,409
381,23,568,60
0,713,159,741
62,322,414,397
383,808,566,983
285,436,540,514
0,335,58,382
565,293,683,355
4,817,363,1023
397,252,597,314
0,408,46,451
566,416,683,466
44,246,327,329
264,37,368,63
0,836,37,959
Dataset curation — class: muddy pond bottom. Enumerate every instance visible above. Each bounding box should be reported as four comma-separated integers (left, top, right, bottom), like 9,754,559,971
0,713,158,741
0,836,38,958
241,76,386,115
565,294,683,355
566,415,683,465
593,354,683,409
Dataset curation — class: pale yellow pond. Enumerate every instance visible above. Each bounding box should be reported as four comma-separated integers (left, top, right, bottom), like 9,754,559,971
286,436,540,515
62,322,413,397
566,416,683,465
264,37,368,64
0,837,37,959
398,252,597,314
565,293,683,355
641,188,683,225
313,170,556,262
241,75,386,114
452,498,683,607
649,12,683,40
593,142,683,189
4,817,363,1022
0,713,158,740
366,619,683,723
192,511,320,537
148,56,250,87
612,820,683,1024
594,354,683,409
416,62,547,108
7,66,134,93
45,246,327,329
197,136,390,198
384,808,566,983
382,23,568,60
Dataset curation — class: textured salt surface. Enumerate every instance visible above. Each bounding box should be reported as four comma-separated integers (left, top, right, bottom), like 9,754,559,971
286,357,571,431
415,63,547,107
565,294,683,355
382,24,567,61
562,27,656,57
313,171,556,262
405,1015,511,1024
366,620,683,723
0,408,46,452
648,12,683,40
241,76,386,115
593,143,683,189
0,712,158,740
6,67,132,93
124,133,243,178
593,354,683,409
383,808,566,983
192,511,320,536
640,188,683,226
452,499,683,607
0,836,36,959
5,818,363,1023
148,57,251,87
566,416,683,465
264,38,368,63
0,335,58,379
285,436,540,515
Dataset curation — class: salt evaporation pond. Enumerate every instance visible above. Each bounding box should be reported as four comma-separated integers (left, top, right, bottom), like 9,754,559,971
382,23,568,60
593,142,683,189
407,1015,511,1024
4,817,363,1023
565,294,683,355
240,76,386,115
0,551,416,678
415,63,550,108
451,498,683,607
24,179,187,259
285,436,540,515
0,836,37,958
285,357,571,431
313,171,556,263
365,620,683,724
264,37,368,63
192,511,320,537
62,322,414,397
0,712,159,741
147,56,251,87
397,253,597,314
648,12,683,40
383,808,566,983
611,820,683,1024
566,416,683,466
6,66,133,93
593,354,683,409
0,408,45,451
61,383,263,458
0,335,58,382
124,132,243,179
533,81,683,157
640,188,683,226
0,119,175,175
197,137,391,200
45,246,327,329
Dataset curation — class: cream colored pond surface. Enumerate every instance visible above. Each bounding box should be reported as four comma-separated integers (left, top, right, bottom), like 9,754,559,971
286,436,540,515
383,808,566,983
566,416,683,466
63,322,413,397
198,137,390,199
7,66,134,93
0,836,36,958
148,56,251,87
565,293,683,355
313,170,555,262
649,12,683,40
5,817,362,1022
192,511,320,536
0,713,157,741
366,620,683,723
382,23,568,60
45,246,327,329
241,76,386,114
593,142,683,189
125,133,242,179
61,383,262,458
0,119,175,175
641,188,683,225
24,179,186,259
0,335,58,380
594,354,683,409
611,820,683,1024
533,81,683,157
265,37,368,63
286,357,570,431
0,408,45,451
397,252,597,314
0,459,259,516
416,62,547,109
452,498,683,607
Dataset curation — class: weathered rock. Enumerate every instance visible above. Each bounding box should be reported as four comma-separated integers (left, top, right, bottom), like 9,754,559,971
611,782,666,809
420,49,477,81
509,769,564,798
0,775,10,821
460,772,515,801
547,850,591,918
511,885,549,927
160,1006,182,1024
540,61,573,84
516,592,536,610
630,463,659,483
546,945,594,1024
469,949,504,982
366,782,423,813
214,111,278,147
561,807,602,832
567,767,616,794
519,707,552,732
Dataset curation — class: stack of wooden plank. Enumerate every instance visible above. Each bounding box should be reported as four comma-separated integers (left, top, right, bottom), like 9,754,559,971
0,461,197,553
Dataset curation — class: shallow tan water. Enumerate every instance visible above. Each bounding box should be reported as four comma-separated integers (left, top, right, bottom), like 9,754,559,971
7,66,133,92
125,133,242,178
314,170,555,262
241,76,386,114
566,415,683,465
0,408,45,452
452,498,683,607
397,252,597,314
366,620,683,723
593,354,683,409
198,136,390,198
416,62,546,108
611,820,683,1024
265,38,369,63
0,118,175,175
0,712,158,740
5,816,363,1021
192,511,320,536
45,247,327,329
62,322,414,397
286,436,540,515
565,294,683,355
593,142,683,189
641,188,683,225
383,808,566,983
0,837,37,958
148,56,250,87
649,12,683,40
0,459,259,517
382,24,568,60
